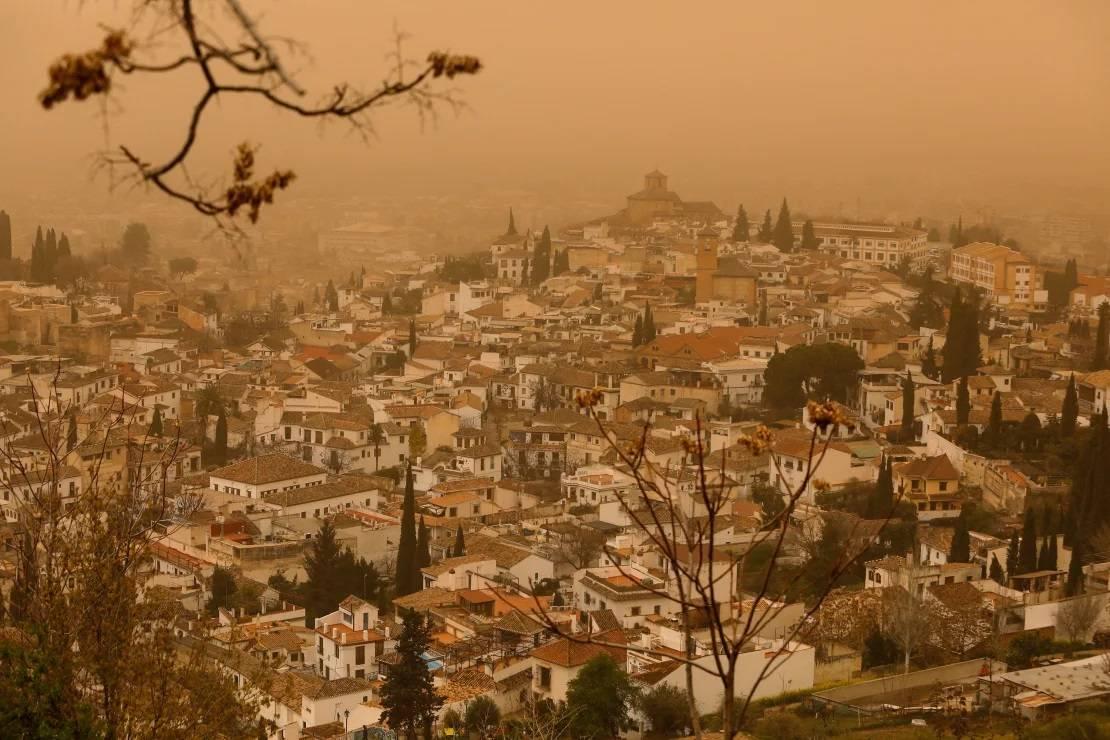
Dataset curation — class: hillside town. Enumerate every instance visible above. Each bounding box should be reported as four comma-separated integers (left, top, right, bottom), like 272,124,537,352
3,165,1110,739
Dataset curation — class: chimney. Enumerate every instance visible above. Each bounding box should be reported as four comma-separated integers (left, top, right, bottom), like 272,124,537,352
363,629,369,640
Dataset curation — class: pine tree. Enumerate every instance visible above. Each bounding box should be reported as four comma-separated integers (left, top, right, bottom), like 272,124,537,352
417,516,430,569
149,407,163,437
0,210,12,261
380,611,443,738
801,220,819,250
408,319,417,357
632,314,643,347
1006,531,1020,582
732,204,750,242
212,406,228,465
1095,302,1110,370
1062,374,1079,437
901,371,915,441
988,555,1004,584
453,524,465,557
956,375,970,426
757,209,774,242
772,198,794,252
921,337,939,380
1018,508,1038,575
303,519,343,623
395,465,419,597
948,510,971,563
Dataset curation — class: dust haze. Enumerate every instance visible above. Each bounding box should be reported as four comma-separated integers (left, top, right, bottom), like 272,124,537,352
2,1,1110,248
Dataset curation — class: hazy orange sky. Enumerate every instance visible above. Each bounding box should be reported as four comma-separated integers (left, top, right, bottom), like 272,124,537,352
3,1,1110,218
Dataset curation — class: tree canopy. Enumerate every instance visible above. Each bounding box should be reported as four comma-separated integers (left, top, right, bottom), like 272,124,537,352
763,343,864,410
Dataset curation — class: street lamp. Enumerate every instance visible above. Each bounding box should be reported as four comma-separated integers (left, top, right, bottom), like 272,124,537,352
344,709,350,731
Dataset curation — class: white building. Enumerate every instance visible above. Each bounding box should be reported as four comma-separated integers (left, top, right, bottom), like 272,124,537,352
800,221,928,269
208,453,327,500
314,596,387,680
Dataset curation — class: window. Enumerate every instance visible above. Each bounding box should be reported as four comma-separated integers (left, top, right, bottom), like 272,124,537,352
538,666,551,689
630,606,641,617
355,646,365,664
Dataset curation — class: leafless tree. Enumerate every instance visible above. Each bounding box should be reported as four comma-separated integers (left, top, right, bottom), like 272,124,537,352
1056,594,1105,643
38,0,481,229
882,575,934,674
495,397,903,739
0,369,264,736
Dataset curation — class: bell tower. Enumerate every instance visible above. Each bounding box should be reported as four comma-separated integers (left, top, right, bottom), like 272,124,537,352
695,226,718,304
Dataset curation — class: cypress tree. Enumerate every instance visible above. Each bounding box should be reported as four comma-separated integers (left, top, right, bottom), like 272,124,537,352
801,220,819,250
1096,302,1110,370
901,371,915,441
643,304,656,342
757,210,774,242
453,524,466,557
396,465,419,597
418,516,430,569
758,291,768,327
70,303,78,324
960,291,983,375
506,208,517,236
66,413,77,452
0,209,11,261
988,555,1004,584
532,225,552,285
632,314,643,347
772,198,794,252
1006,531,1020,581
213,406,228,465
1037,535,1054,571
150,407,163,437
1018,507,1038,575
1067,541,1085,596
1062,374,1078,437
1047,534,1059,571
956,375,970,427
921,337,938,380
30,226,44,282
987,391,1002,444
941,287,965,382
948,510,971,563
44,228,57,282
408,319,417,357
732,204,750,242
